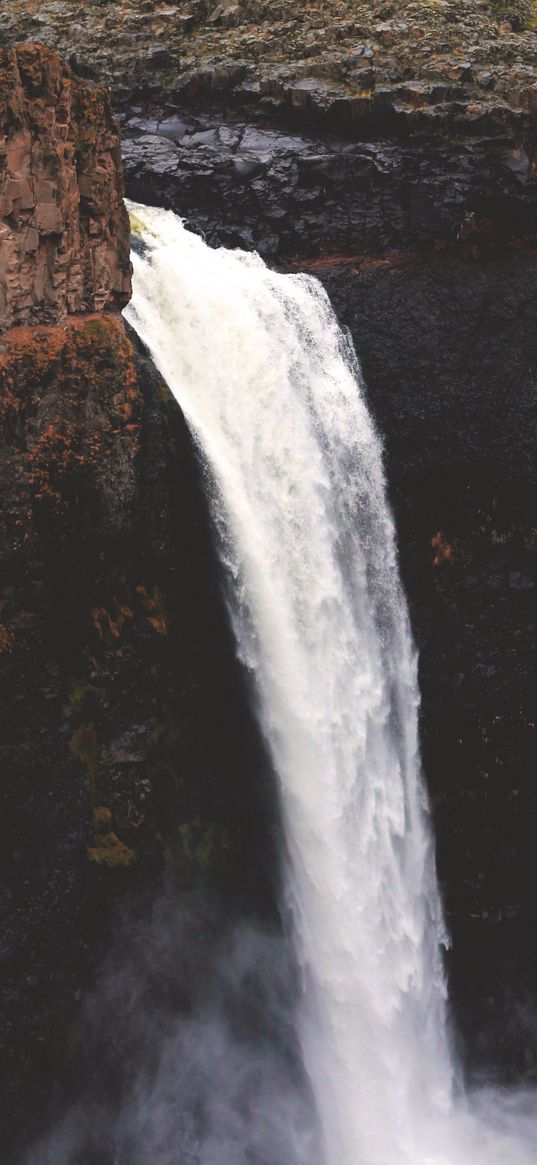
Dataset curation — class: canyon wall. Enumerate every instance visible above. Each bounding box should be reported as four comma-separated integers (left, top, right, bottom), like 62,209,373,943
0,46,273,1163
47,0,535,1073
318,254,537,1071
1,4,537,1155
4,0,537,260
0,45,131,330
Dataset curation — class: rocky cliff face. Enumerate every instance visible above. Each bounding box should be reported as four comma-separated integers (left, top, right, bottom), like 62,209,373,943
0,46,274,1163
4,0,537,134
0,44,131,330
0,47,137,1157
122,109,537,259
4,1,537,257
0,314,274,1163
1,9,537,1153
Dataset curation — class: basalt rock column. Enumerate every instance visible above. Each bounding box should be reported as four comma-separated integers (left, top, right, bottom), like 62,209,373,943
0,43,131,331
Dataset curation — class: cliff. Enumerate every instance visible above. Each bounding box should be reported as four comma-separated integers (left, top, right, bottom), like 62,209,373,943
0,47,137,1156
4,0,537,134
3,0,537,255
0,13,537,1156
0,44,131,330
0,46,273,1163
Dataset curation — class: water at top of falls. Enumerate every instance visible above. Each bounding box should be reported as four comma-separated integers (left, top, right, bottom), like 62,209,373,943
125,201,537,1165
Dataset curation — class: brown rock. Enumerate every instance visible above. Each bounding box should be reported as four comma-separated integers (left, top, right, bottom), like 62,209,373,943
207,1,242,27
0,44,131,332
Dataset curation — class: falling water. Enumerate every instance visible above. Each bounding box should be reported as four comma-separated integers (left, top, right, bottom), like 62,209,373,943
125,202,537,1165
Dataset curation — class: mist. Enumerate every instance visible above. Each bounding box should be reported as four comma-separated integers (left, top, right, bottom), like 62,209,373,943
24,890,319,1165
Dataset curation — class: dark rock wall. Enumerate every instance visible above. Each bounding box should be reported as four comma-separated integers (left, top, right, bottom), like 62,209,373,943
0,316,141,1156
0,43,275,1162
314,253,537,1074
122,111,537,260
0,316,274,1162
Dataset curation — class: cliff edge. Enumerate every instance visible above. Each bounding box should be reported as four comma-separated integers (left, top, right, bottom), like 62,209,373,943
3,2,537,257
0,44,131,331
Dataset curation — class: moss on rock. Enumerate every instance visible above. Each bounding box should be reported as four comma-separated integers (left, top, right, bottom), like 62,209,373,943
87,831,137,868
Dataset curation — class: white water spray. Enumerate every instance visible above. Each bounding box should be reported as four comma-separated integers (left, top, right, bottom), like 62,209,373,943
125,202,537,1165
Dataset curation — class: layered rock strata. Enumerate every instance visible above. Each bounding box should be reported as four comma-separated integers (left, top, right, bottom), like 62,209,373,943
3,0,537,143
3,2,537,257
0,44,131,331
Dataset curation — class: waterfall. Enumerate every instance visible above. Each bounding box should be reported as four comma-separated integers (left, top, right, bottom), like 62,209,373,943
125,202,537,1165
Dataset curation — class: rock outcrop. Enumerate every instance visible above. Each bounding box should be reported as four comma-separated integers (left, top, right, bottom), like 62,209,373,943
0,44,274,1164
122,111,537,259
0,315,274,1164
0,46,139,1159
0,44,131,331
3,1,537,256
4,0,537,140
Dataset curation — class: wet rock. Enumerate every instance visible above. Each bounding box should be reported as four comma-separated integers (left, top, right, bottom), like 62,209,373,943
122,111,537,258
157,114,189,140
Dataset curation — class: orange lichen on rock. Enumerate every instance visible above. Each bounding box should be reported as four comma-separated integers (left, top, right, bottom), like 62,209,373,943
91,600,134,641
93,805,113,828
0,626,14,653
432,530,456,567
88,805,136,867
136,584,169,635
431,529,472,572
0,314,141,558
87,831,137,868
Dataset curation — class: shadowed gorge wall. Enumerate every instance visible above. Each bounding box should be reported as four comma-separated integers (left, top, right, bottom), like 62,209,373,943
0,312,276,1164
315,253,537,1073
0,45,275,1162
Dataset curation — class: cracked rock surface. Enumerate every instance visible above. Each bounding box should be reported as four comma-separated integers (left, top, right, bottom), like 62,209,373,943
0,44,131,331
3,0,537,136
3,2,537,255
122,107,537,257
